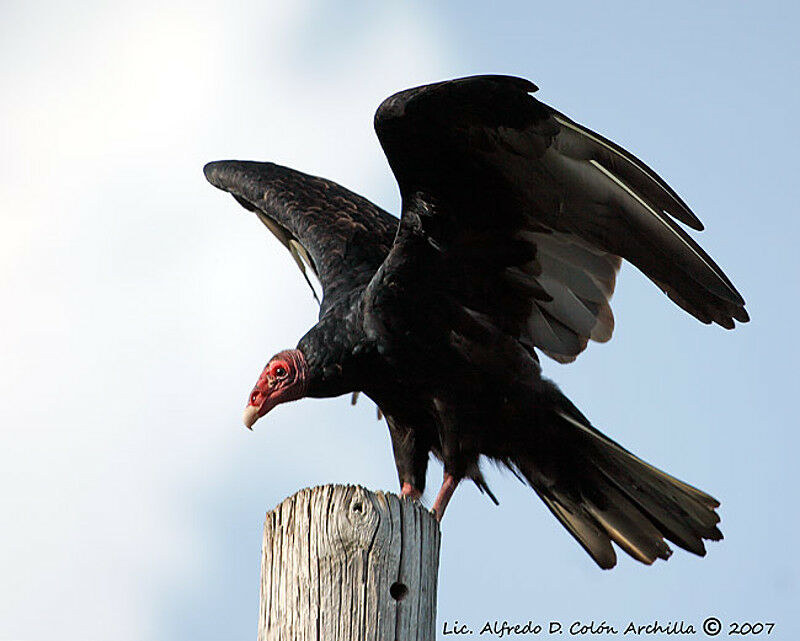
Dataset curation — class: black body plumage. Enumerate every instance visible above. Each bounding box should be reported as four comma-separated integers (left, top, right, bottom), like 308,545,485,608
204,75,747,568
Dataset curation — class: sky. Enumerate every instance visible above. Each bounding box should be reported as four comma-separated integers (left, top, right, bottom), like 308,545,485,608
1,1,798,640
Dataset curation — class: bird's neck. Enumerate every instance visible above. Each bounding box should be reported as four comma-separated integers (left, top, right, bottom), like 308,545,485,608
297,304,376,399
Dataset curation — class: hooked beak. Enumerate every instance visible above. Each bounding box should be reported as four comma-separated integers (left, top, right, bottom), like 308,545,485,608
243,405,260,430
243,396,277,430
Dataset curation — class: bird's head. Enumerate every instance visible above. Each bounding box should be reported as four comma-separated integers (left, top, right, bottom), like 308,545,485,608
243,349,309,429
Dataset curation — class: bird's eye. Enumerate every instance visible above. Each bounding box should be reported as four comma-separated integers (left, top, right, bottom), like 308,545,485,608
270,360,290,379
249,391,259,405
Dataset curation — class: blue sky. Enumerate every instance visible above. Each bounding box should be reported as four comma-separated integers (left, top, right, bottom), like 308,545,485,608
1,1,797,640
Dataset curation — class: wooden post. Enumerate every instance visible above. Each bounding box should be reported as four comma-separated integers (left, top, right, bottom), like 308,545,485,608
258,484,441,641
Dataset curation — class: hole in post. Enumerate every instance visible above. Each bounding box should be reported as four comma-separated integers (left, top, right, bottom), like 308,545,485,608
389,582,408,601
352,501,363,513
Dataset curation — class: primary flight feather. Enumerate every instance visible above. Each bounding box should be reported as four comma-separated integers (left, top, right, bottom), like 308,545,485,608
204,75,747,569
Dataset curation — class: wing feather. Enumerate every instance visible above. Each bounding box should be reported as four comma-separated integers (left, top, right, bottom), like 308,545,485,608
551,113,704,230
205,161,399,314
374,75,747,362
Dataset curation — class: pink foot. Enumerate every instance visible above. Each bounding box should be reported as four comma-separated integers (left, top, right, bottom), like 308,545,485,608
431,473,458,522
401,482,422,501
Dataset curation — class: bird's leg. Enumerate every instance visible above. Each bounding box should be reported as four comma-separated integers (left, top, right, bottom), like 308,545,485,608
431,473,458,522
401,482,422,501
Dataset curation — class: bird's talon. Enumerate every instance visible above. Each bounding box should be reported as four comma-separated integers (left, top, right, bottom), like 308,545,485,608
401,482,422,501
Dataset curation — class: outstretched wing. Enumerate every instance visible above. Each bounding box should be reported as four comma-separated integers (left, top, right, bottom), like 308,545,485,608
374,75,748,363
204,161,399,315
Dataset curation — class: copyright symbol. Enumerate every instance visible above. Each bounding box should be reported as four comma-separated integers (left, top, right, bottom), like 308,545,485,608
703,616,722,636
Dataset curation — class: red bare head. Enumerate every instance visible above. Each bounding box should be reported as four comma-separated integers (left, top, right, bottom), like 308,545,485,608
243,349,309,429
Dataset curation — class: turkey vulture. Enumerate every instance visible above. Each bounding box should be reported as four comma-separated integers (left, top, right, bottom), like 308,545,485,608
204,75,747,569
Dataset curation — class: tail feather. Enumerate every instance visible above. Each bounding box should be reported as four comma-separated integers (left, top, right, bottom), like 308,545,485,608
511,389,722,569
594,464,713,557
581,473,673,564
538,490,617,569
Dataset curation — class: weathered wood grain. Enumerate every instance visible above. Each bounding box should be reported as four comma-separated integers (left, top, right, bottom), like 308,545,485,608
258,484,440,641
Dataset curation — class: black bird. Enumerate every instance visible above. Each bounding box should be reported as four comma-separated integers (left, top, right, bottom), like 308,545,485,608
204,75,747,569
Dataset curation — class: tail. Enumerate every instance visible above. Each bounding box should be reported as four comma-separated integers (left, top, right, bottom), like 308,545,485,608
511,382,722,569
